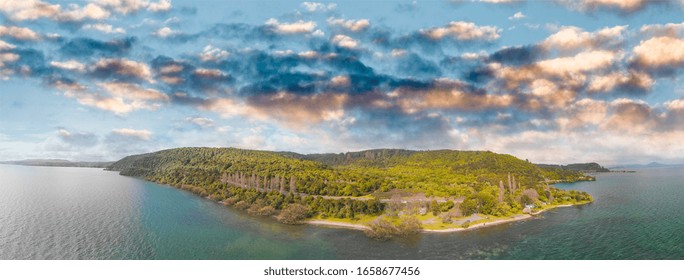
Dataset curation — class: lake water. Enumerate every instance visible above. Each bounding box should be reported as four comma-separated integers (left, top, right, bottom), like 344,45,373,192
1,164,683,259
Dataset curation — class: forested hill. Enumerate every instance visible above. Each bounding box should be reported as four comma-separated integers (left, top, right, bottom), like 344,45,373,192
108,147,593,197
108,147,593,233
298,149,416,167
537,162,610,173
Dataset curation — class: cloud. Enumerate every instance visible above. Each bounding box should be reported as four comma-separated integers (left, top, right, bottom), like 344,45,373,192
147,0,172,12
556,0,670,14
264,18,317,35
50,60,86,72
640,22,684,37
199,45,229,62
110,128,152,140
420,21,501,41
53,79,167,114
541,25,627,51
488,49,620,93
90,58,153,82
60,37,135,57
0,1,109,22
153,27,179,37
603,98,655,133
631,36,684,73
83,23,126,34
331,34,360,49
586,70,654,93
186,116,214,128
327,18,370,32
301,2,337,12
389,79,513,113
480,0,524,3
98,82,168,103
508,12,526,20
199,92,348,129
96,0,172,14
0,25,40,40
105,128,156,157
0,0,170,23
56,128,98,147
0,40,16,51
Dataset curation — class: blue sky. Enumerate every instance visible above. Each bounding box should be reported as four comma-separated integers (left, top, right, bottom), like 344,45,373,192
1,0,684,165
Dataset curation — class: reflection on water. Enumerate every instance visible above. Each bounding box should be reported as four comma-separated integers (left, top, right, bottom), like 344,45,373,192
1,164,683,259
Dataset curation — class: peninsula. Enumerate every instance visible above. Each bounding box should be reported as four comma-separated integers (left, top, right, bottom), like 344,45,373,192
107,147,594,240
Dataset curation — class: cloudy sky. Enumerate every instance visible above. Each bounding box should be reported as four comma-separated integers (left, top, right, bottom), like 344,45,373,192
1,0,684,165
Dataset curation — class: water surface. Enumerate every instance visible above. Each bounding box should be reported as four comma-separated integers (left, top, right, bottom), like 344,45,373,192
1,165,682,259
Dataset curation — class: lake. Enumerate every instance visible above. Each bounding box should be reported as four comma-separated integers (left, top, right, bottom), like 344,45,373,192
1,164,683,259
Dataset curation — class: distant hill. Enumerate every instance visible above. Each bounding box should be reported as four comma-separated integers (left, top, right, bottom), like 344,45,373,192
536,162,610,173
610,162,683,169
1,159,113,168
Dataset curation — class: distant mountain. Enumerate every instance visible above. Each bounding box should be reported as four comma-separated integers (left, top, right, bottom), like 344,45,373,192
1,159,113,168
536,162,610,173
610,162,683,169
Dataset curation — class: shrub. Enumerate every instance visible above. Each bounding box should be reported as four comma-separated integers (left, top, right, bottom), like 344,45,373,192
234,200,250,210
440,213,452,224
277,204,309,224
256,206,276,216
247,204,262,215
462,220,471,228
224,197,238,205
396,215,422,236
364,217,397,241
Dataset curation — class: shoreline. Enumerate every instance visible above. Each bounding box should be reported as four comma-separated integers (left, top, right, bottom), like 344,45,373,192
305,202,590,233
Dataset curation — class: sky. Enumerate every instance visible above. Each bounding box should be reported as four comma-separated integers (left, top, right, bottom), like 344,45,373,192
1,0,684,165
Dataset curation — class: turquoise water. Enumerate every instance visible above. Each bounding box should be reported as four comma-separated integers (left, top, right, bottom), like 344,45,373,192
1,164,683,259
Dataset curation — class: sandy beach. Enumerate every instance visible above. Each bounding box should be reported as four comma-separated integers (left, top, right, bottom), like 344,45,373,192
305,202,588,233
305,220,371,230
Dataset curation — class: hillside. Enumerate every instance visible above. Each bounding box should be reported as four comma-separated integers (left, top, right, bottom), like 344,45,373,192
108,147,593,237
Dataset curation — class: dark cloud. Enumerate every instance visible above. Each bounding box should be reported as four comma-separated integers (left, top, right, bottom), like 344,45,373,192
339,109,458,149
8,47,50,76
395,53,442,78
488,45,544,66
60,37,136,57
151,55,233,94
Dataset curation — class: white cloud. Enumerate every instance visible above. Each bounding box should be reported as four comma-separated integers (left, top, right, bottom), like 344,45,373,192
327,18,370,32
542,25,627,51
0,25,39,40
50,60,86,72
301,2,337,12
186,117,214,128
632,36,684,69
421,21,501,41
508,12,525,20
199,45,230,62
264,18,317,34
0,40,16,51
331,34,359,49
148,0,171,12
83,23,125,34
153,26,178,37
